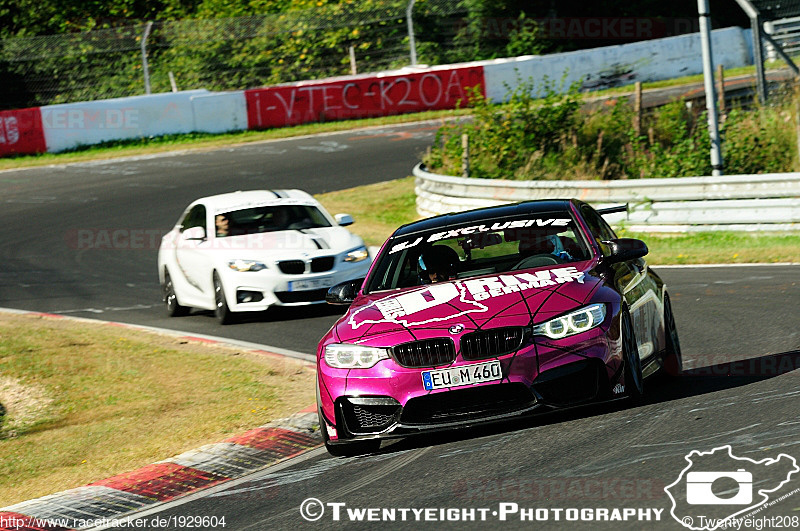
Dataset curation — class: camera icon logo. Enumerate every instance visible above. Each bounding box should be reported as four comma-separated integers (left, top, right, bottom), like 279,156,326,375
686,469,753,505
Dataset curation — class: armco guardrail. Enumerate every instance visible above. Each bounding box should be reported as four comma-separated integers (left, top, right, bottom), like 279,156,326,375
414,164,800,231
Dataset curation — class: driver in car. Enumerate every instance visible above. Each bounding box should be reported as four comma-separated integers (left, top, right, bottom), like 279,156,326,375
215,214,230,237
518,233,574,261
418,246,459,284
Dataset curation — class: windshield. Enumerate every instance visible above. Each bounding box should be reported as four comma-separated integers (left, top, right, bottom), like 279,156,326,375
214,205,331,237
365,214,591,292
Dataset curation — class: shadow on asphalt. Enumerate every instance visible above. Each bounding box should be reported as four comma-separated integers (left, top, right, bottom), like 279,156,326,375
367,349,800,458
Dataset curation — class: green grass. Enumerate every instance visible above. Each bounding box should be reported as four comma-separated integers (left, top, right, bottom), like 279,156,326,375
0,314,315,506
316,178,800,264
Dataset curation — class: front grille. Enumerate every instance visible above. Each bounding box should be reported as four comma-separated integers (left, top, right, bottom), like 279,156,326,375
354,405,394,429
400,383,536,425
461,327,526,360
311,256,335,272
338,398,401,435
275,289,328,303
278,260,305,274
392,338,456,368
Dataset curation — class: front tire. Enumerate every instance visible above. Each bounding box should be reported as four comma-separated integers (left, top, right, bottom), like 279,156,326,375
163,271,189,317
622,308,644,401
213,272,234,325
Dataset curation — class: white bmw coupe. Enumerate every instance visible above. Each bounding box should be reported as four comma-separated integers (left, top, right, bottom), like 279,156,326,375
157,190,372,324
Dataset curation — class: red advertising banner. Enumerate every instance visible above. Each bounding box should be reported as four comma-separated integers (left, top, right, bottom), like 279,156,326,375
245,66,485,129
0,107,47,156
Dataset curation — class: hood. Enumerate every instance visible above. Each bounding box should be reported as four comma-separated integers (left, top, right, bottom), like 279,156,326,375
199,226,363,260
334,262,602,345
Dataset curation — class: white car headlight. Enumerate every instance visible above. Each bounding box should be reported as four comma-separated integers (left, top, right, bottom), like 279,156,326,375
228,259,267,272
532,304,606,339
344,247,369,263
324,344,390,369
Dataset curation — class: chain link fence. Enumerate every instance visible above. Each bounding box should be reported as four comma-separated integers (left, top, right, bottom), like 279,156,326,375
0,0,470,110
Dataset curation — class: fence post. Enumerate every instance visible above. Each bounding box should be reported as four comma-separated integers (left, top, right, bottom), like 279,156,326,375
349,45,357,75
461,133,469,178
141,21,154,95
406,0,417,66
633,82,642,136
717,63,726,119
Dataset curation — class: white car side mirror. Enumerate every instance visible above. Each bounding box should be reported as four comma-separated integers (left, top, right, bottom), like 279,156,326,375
182,226,206,241
335,213,354,226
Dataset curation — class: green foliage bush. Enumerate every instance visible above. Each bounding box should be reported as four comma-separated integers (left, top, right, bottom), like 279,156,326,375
425,82,799,179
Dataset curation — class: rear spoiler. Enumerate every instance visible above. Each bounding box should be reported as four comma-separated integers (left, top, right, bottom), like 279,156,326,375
597,204,628,216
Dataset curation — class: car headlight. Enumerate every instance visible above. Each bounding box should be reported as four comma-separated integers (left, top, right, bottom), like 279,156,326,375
344,247,369,263
532,304,606,339
324,344,390,369
228,259,267,272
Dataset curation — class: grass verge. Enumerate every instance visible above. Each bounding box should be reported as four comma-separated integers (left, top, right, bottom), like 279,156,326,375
0,313,315,507
315,177,800,264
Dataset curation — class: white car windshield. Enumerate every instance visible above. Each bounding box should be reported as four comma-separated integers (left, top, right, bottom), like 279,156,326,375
215,205,331,237
366,214,591,292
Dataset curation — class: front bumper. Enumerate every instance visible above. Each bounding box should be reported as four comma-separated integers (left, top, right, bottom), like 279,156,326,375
319,328,623,443
221,258,371,311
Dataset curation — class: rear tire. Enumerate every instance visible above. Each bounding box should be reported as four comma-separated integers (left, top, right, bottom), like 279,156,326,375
163,271,188,317
213,272,234,325
318,407,381,457
661,294,683,377
622,308,644,401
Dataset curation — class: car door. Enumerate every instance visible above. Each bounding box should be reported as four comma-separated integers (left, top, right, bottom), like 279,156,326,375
581,205,659,361
174,204,213,302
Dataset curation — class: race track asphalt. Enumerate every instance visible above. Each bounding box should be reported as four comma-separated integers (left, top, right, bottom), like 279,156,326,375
98,265,800,530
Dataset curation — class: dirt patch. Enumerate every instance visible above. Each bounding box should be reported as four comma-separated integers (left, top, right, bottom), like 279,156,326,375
0,375,55,438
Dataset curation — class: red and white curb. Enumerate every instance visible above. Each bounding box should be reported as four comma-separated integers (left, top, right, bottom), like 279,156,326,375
0,309,322,531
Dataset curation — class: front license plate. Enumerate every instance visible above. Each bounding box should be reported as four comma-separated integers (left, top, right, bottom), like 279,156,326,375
422,360,502,391
289,277,332,292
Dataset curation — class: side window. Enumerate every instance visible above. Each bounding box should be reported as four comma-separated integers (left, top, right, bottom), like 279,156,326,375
580,205,617,243
180,205,207,232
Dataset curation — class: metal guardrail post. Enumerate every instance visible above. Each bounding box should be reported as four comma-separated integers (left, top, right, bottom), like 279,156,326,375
141,21,154,95
698,0,723,176
752,15,767,104
406,0,417,66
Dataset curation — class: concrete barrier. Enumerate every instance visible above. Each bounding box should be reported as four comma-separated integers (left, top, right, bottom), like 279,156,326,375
244,65,485,129
483,27,752,100
41,90,209,153
0,107,46,157
0,25,760,157
414,164,800,231
191,92,248,134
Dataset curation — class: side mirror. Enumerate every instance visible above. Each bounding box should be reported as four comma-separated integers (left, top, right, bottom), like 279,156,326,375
600,238,648,265
182,226,206,241
326,278,364,305
335,213,354,226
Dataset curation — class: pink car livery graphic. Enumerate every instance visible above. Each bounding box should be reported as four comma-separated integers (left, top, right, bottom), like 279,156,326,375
316,200,682,457
348,266,587,330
